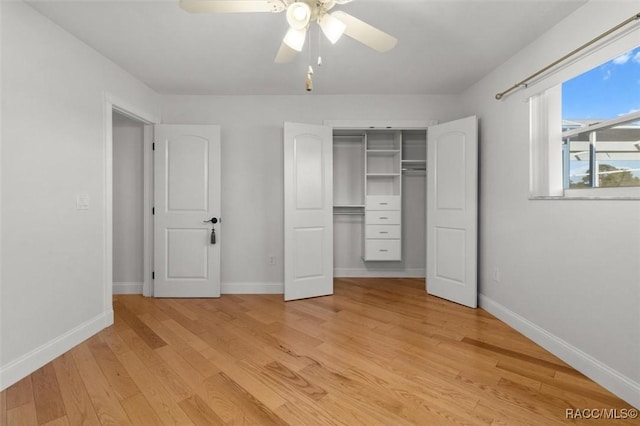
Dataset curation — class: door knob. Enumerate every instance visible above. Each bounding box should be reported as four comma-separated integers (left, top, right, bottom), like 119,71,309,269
203,217,218,245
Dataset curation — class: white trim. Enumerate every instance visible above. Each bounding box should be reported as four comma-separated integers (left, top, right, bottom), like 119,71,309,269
479,294,640,409
105,93,160,125
0,0,4,380
103,92,159,309
103,94,114,319
563,186,640,200
113,282,144,295
143,126,154,297
529,86,563,197
0,312,112,391
221,282,284,294
324,119,436,130
334,268,425,278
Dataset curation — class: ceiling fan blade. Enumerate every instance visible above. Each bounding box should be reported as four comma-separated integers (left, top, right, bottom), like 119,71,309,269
331,11,397,52
179,0,285,14
274,41,297,63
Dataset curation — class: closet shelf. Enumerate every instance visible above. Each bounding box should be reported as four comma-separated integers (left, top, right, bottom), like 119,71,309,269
366,173,401,177
333,204,365,208
334,205,365,216
366,149,401,153
401,160,426,163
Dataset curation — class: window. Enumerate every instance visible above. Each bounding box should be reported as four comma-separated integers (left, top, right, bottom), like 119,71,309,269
561,47,640,189
563,114,640,189
529,44,640,198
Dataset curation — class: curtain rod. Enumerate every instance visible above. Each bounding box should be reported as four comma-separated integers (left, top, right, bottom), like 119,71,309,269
495,12,640,100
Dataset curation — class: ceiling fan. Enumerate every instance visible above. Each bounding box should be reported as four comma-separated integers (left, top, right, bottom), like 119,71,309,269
179,0,398,63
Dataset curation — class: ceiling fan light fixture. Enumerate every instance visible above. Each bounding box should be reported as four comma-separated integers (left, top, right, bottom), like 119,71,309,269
286,2,311,30
319,13,346,44
283,27,307,51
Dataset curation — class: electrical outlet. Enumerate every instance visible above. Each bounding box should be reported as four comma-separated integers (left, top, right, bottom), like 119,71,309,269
268,256,276,266
493,268,501,283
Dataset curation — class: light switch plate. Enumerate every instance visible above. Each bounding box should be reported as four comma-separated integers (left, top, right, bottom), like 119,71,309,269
76,194,90,210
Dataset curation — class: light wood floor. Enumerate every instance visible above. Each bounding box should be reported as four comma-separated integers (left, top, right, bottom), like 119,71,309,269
1,278,636,425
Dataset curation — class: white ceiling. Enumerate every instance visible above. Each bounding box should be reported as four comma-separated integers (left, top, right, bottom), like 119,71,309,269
28,0,587,95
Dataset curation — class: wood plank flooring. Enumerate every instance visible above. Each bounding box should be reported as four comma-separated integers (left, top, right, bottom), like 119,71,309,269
1,278,637,425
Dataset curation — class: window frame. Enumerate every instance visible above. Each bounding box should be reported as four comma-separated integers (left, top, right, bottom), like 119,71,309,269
529,49,640,200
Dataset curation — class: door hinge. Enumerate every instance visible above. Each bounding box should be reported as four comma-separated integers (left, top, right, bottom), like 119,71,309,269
152,271,155,280
152,207,155,215
152,142,155,151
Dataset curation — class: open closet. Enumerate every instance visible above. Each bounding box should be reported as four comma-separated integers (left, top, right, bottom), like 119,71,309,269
333,128,427,273
284,117,478,308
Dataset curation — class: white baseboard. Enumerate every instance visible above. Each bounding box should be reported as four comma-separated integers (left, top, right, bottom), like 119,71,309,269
479,294,640,409
0,311,111,391
221,282,284,294
113,281,143,294
334,268,425,278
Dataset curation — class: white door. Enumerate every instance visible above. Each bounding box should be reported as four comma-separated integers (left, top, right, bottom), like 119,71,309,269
426,116,478,308
284,122,333,301
154,125,221,298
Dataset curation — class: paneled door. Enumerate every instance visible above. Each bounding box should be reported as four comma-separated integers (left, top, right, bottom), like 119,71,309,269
283,122,333,301
426,116,478,308
154,125,221,297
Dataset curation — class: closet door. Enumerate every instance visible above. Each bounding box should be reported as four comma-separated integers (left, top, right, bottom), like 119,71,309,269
426,116,478,308
284,122,333,301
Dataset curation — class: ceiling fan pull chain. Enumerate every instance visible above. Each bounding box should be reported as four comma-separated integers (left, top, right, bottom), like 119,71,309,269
317,25,322,67
305,23,314,91
305,69,313,92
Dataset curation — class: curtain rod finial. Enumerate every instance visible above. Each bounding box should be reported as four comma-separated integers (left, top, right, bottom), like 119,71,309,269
495,93,503,100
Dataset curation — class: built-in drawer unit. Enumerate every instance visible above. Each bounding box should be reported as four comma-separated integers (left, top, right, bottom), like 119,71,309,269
364,239,401,261
365,196,401,211
365,225,401,239
365,210,401,225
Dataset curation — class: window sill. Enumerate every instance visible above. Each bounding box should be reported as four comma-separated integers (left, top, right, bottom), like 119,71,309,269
530,187,640,200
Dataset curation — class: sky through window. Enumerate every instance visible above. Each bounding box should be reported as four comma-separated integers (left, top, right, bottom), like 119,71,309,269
562,47,640,120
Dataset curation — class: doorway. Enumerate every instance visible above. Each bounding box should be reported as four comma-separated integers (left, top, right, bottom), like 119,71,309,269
112,112,145,294
103,93,159,305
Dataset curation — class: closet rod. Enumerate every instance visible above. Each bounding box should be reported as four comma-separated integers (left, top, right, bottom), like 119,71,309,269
495,12,640,100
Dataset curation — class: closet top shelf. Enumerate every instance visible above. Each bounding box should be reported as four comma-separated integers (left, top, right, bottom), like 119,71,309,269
366,149,401,153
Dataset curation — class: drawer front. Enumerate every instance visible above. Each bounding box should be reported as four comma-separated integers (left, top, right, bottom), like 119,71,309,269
365,239,401,261
365,225,401,239
365,210,401,225
366,196,401,211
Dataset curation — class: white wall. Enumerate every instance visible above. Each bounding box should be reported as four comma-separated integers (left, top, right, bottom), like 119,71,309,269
1,2,159,389
461,1,640,407
161,95,461,291
113,112,144,293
